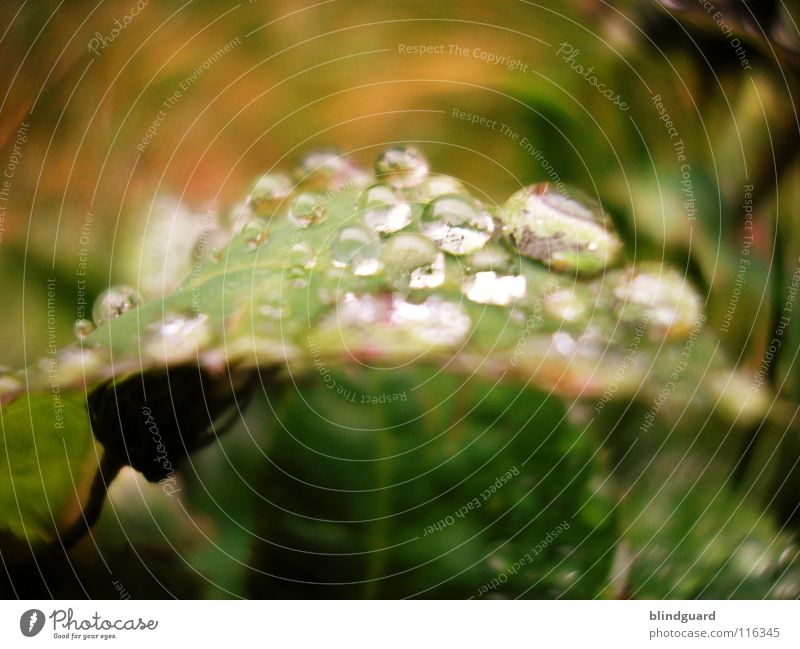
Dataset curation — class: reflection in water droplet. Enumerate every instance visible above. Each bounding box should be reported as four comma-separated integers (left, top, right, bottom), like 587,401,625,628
73,318,95,340
249,172,293,216
294,149,368,191
420,194,494,255
289,192,327,228
192,228,230,264
358,184,411,234
462,271,526,305
332,225,382,276
382,234,445,291
375,145,429,189
92,286,143,326
144,313,211,363
501,183,622,274
612,266,703,338
416,174,466,202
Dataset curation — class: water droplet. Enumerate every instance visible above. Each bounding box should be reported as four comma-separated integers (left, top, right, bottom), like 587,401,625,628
544,287,589,323
249,172,293,216
92,286,143,326
612,265,703,338
241,219,269,247
288,241,317,270
358,184,411,234
390,296,471,346
73,318,95,340
287,192,326,228
294,149,368,191
144,313,211,363
420,194,494,255
332,293,471,347
501,183,623,274
462,271,526,306
192,228,230,264
382,234,445,291
332,225,382,276
416,174,466,202
375,145,429,189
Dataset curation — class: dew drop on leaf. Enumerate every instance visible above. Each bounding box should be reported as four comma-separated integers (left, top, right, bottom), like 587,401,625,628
144,313,212,363
73,318,95,340
288,192,327,228
191,228,230,264
332,225,382,276
249,172,293,216
415,174,466,202
375,145,429,189
382,233,445,291
420,194,494,255
501,182,622,274
294,149,368,191
358,184,412,234
462,271,526,306
92,286,143,326
288,241,317,270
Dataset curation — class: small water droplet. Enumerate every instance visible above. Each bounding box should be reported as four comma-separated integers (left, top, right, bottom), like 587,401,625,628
73,318,95,340
332,225,382,276
462,271,526,305
420,194,494,255
501,183,622,274
465,243,514,274
358,184,411,234
288,192,327,228
375,145,429,189
241,219,269,247
92,286,143,326
249,172,293,216
294,149,368,190
382,234,445,291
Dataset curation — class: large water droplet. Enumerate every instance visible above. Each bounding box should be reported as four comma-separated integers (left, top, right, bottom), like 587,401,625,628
382,234,445,291
375,145,429,189
144,313,211,363
249,172,293,216
358,184,411,234
462,271,526,305
501,183,622,274
92,286,143,326
332,225,382,276
288,192,327,228
465,243,514,274
612,265,703,338
420,194,494,255
294,149,368,191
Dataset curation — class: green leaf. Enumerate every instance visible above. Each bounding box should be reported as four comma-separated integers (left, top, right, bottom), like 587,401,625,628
0,393,97,542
